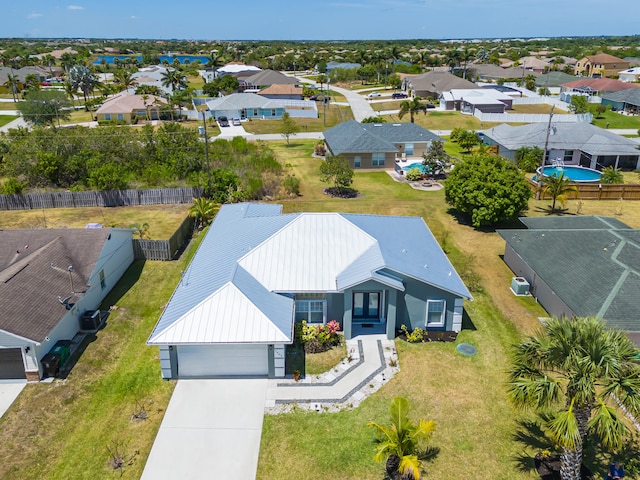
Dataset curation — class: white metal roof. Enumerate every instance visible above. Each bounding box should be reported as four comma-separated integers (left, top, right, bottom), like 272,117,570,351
149,282,292,344
238,213,377,292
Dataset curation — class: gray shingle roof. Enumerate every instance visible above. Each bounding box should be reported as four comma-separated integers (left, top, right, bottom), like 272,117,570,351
499,216,640,331
602,89,640,107
243,69,297,86
324,120,441,156
485,122,640,156
405,71,476,93
0,229,111,342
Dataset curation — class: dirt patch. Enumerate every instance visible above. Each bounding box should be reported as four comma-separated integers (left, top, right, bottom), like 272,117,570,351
398,330,458,343
323,187,361,198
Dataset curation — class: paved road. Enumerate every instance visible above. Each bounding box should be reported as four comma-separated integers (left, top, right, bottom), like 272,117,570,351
141,379,268,480
328,85,376,122
0,116,27,132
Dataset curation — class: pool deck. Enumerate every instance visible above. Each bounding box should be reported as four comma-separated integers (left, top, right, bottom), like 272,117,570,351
386,170,444,191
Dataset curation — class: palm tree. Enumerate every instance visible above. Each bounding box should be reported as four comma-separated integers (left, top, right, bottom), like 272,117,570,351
63,80,77,107
160,68,187,93
444,49,461,72
67,65,100,108
4,73,20,102
130,223,151,239
601,166,624,184
368,397,436,480
205,53,223,70
508,317,640,480
460,47,475,80
189,198,219,229
113,70,137,91
541,172,579,212
398,97,426,123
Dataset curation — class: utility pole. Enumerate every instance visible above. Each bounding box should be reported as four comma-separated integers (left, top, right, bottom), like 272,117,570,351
537,105,555,199
201,109,211,195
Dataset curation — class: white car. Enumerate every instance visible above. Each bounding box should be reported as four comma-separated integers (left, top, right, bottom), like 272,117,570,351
232,118,241,126
367,92,381,99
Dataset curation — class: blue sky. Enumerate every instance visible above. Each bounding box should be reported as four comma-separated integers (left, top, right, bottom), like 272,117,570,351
5,1,640,40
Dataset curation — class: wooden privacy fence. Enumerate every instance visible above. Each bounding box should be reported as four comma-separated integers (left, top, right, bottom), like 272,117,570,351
528,179,640,200
133,215,196,261
0,187,203,211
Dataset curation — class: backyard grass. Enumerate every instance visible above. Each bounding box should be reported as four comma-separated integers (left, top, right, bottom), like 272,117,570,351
0,204,190,238
0,101,18,110
0,115,18,127
383,110,486,131
305,342,348,376
509,104,568,114
60,109,96,125
242,104,353,134
592,110,640,130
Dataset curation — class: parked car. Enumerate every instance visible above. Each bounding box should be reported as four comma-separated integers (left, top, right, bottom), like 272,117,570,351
367,92,381,99
217,116,229,127
392,92,408,99
232,118,241,126
425,103,436,109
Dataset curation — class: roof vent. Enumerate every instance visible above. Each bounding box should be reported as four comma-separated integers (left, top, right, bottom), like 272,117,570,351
393,123,401,126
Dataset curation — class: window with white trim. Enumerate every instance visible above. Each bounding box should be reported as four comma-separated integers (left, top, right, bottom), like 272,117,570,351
426,299,446,327
295,299,326,324
354,156,361,168
372,153,385,167
405,143,414,155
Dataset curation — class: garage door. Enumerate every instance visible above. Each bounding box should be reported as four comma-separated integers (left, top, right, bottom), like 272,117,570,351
177,345,268,378
0,349,26,379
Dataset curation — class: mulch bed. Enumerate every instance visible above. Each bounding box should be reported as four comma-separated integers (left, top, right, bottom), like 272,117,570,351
397,330,458,343
534,453,594,480
323,187,361,198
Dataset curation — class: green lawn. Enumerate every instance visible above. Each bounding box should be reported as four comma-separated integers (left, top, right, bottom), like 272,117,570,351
305,342,348,376
0,204,190,238
382,110,487,131
0,115,18,127
592,110,640,130
242,104,353,134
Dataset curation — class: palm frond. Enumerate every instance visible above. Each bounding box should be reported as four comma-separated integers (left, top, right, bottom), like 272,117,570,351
587,399,628,450
398,454,422,480
545,403,581,449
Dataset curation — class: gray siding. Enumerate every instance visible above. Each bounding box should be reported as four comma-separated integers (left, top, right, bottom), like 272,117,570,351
399,278,461,331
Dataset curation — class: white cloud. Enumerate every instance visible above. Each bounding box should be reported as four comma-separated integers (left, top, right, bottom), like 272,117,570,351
26,13,43,19
130,15,138,19
67,5,84,10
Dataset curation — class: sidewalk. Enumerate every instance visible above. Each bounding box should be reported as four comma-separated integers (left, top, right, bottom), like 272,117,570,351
265,334,399,414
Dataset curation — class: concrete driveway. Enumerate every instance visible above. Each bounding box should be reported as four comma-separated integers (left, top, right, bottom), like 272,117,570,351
141,378,268,480
0,380,27,419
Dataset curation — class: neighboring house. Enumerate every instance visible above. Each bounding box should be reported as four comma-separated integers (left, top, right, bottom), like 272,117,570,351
241,69,298,91
483,122,640,170
439,88,513,114
501,56,550,73
132,65,173,95
0,228,134,380
205,92,293,120
402,71,476,98
95,92,168,124
209,63,261,81
535,71,581,91
574,54,629,78
618,67,640,83
498,216,640,332
323,120,442,169
29,47,78,61
601,89,640,115
0,66,62,90
147,203,471,379
560,78,640,96
258,84,303,100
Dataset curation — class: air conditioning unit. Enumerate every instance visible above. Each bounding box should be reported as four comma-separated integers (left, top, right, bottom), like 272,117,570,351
511,277,530,295
80,310,102,331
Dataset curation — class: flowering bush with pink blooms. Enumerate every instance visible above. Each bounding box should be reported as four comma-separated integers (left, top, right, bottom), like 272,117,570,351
295,320,342,353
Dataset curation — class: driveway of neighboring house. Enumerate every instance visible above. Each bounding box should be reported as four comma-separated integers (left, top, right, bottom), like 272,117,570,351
329,84,376,122
140,378,268,480
0,380,27,419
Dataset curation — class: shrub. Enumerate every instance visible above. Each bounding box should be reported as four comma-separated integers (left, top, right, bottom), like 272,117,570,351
0,178,27,195
401,324,425,343
405,167,422,181
283,175,300,196
314,142,326,156
297,320,341,353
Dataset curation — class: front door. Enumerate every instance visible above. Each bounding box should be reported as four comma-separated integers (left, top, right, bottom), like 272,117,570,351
353,292,380,321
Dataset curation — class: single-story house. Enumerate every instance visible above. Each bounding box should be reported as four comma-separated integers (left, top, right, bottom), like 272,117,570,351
498,216,640,332
402,71,476,98
601,89,640,115
483,122,640,170
95,93,168,124
501,56,552,73
205,92,286,120
574,54,629,78
535,71,581,94
559,78,640,96
0,228,134,380
439,88,513,114
618,67,640,83
241,69,298,91
147,203,471,379
457,63,539,82
323,120,442,169
132,65,174,95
